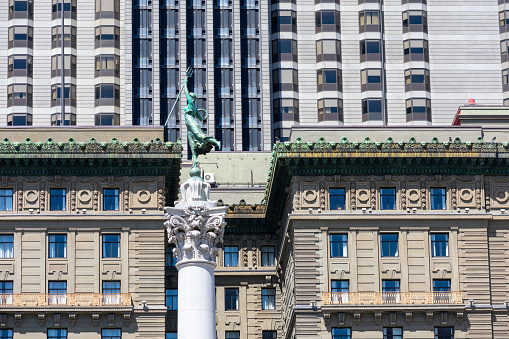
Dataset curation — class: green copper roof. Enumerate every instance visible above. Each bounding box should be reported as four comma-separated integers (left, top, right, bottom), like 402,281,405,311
0,136,183,205
226,136,509,234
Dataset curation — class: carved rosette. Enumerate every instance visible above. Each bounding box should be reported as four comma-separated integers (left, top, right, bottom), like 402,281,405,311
319,181,325,210
165,205,226,264
485,181,491,211
401,181,407,210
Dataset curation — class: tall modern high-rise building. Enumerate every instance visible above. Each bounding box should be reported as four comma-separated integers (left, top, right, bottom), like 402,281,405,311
0,0,507,149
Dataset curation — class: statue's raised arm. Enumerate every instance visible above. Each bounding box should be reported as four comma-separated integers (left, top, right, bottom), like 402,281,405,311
183,67,221,178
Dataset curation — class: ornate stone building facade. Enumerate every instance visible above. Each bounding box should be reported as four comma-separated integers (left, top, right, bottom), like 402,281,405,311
3,127,509,339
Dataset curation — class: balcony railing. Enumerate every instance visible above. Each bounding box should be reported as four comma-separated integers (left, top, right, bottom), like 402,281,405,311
322,292,463,306
0,293,131,307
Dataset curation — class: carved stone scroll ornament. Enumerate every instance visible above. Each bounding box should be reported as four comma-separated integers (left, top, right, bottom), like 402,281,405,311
166,205,226,264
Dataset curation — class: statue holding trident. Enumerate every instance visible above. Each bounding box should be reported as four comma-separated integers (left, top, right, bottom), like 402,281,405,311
165,67,221,178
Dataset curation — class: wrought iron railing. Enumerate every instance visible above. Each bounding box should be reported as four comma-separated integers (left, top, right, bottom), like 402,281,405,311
0,293,131,307
322,291,463,305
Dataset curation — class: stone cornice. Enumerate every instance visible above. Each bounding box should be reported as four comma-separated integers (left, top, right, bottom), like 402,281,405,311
225,137,509,234
0,136,183,206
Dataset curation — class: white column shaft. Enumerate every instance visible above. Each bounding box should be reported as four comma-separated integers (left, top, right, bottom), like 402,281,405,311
177,260,216,339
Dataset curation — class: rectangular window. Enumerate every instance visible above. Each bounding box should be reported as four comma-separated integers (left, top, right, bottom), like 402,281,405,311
384,327,403,339
330,234,348,258
359,10,380,32
329,188,346,210
262,331,277,339
102,234,120,258
103,188,119,211
332,328,351,339
403,39,429,62
362,98,383,121
406,98,432,122
166,288,178,310
380,188,396,210
49,234,67,258
404,68,430,92
48,329,67,339
166,333,178,339
435,327,454,339
8,55,32,77
317,69,342,92
166,246,177,268
316,39,341,62
48,281,67,305
0,188,13,211
403,10,427,33
361,69,382,91
262,288,275,310
261,245,275,267
316,10,340,33
360,40,381,62
0,236,13,259
433,279,451,303
50,188,66,211
224,246,238,267
382,280,400,303
0,281,13,305
430,188,446,210
331,280,349,303
102,281,120,304
0,329,12,339
431,233,449,257
225,288,239,310
381,234,398,257
318,98,343,122
225,332,240,339
102,329,121,339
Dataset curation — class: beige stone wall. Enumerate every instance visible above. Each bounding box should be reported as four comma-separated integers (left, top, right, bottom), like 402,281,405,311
278,174,509,338
0,175,165,214
0,217,166,337
214,234,281,339
291,174,509,213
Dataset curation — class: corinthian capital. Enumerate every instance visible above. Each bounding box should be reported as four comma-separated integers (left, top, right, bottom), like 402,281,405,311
165,203,227,264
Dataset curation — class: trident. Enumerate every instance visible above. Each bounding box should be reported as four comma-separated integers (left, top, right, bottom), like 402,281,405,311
164,67,194,127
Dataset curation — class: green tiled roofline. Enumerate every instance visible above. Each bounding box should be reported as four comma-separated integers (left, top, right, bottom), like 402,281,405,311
226,136,509,234
0,136,183,206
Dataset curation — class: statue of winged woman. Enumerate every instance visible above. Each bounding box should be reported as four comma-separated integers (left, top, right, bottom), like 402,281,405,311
168,68,221,177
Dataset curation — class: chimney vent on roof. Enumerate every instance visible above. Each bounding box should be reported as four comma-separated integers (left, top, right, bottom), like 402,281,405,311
467,98,476,105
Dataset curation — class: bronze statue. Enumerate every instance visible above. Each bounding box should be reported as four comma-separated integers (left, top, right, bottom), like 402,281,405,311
184,68,221,174
166,67,221,178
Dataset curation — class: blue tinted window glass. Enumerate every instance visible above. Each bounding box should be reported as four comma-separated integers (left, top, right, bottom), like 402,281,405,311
380,188,396,210
0,329,13,339
332,328,351,339
331,280,349,293
434,327,453,339
102,329,121,339
366,41,380,53
48,329,67,339
330,234,348,258
50,189,66,211
49,234,67,258
166,289,178,310
322,11,335,25
431,188,446,210
381,234,398,257
225,288,239,311
224,246,238,267
102,234,120,258
103,188,119,211
431,233,449,257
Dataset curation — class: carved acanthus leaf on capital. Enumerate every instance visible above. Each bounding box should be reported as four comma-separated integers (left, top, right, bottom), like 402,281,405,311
165,204,226,264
